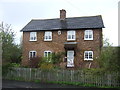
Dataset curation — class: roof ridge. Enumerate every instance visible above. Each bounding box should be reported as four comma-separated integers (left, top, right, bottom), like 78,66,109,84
21,15,104,32
32,18,59,21
31,15,102,21
66,15,101,18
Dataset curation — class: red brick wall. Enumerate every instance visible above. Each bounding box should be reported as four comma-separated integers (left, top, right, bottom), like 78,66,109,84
22,29,102,68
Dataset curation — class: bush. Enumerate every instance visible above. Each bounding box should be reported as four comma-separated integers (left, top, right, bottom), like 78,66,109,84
97,46,120,72
40,63,54,70
29,57,41,68
81,68,106,75
51,52,65,64
10,63,21,67
2,63,13,76
38,52,65,70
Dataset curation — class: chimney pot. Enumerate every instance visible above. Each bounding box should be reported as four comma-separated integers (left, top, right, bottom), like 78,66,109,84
60,9,66,20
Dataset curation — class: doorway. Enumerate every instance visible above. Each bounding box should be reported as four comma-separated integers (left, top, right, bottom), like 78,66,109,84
67,50,74,67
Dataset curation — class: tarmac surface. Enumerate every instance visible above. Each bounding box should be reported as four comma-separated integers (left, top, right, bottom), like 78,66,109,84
2,79,88,88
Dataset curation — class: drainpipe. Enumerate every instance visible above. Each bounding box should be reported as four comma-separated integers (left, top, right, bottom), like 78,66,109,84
88,62,92,69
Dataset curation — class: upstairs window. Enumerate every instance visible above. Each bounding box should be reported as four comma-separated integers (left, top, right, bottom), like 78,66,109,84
67,30,76,40
44,51,52,62
30,32,37,41
84,30,93,40
84,51,93,60
44,31,52,41
29,51,36,58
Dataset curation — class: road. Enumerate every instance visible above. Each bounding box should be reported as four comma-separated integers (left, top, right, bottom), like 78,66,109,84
2,79,88,88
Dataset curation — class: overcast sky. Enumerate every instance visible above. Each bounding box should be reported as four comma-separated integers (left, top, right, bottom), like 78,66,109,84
0,0,119,46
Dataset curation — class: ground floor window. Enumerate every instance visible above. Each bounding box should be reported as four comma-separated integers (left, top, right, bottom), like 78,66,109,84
44,51,52,62
84,51,93,60
29,51,36,58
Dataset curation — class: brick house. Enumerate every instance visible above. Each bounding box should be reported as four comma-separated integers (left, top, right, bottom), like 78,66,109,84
21,9,104,68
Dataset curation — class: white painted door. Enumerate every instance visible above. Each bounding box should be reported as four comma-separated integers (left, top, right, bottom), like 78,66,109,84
67,50,74,67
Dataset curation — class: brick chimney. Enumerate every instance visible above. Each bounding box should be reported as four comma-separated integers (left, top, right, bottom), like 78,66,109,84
60,9,66,20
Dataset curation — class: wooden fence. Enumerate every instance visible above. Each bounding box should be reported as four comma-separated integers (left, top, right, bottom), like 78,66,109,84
3,68,120,87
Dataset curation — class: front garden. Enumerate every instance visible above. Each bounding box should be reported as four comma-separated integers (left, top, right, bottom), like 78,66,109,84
2,67,120,88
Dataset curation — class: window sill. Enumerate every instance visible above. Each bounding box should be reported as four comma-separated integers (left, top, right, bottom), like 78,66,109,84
29,40,37,42
67,39,76,41
84,59,93,61
84,39,93,40
44,40,52,41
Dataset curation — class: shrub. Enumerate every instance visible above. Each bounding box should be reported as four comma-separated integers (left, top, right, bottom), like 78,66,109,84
34,80,40,83
51,52,65,64
40,63,54,70
38,52,65,70
29,57,41,68
97,46,120,72
10,63,21,67
2,63,13,76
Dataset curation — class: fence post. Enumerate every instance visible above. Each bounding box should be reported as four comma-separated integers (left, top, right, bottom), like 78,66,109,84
56,70,58,82
30,68,31,81
62,69,64,81
18,68,20,78
107,74,112,86
70,70,72,82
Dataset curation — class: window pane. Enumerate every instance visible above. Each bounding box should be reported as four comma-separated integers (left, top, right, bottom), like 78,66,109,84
68,31,70,35
49,36,51,39
85,31,89,39
89,52,92,59
45,32,47,40
34,32,35,37
34,37,36,40
68,35,71,39
48,52,52,62
85,35,88,38
30,32,33,40
85,31,89,35
45,35,48,40
73,31,75,34
48,52,51,57
89,56,92,59
72,35,75,39
46,36,48,39
31,37,33,40
33,52,36,57
30,52,32,58
89,31,93,39
89,52,92,55
44,52,47,57
85,52,88,59
89,30,92,34
49,32,52,36
89,35,92,38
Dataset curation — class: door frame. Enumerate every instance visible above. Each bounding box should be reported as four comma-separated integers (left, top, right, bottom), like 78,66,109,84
67,50,74,67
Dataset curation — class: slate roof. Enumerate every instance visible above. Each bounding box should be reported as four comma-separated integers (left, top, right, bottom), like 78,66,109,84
21,15,104,32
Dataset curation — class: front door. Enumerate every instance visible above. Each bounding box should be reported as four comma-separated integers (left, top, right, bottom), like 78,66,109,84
67,50,74,67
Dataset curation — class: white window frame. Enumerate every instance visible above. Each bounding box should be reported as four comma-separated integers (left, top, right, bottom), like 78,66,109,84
29,51,37,58
84,30,93,40
67,30,76,41
29,32,37,41
84,51,93,60
44,51,52,57
44,31,52,41
44,51,52,62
